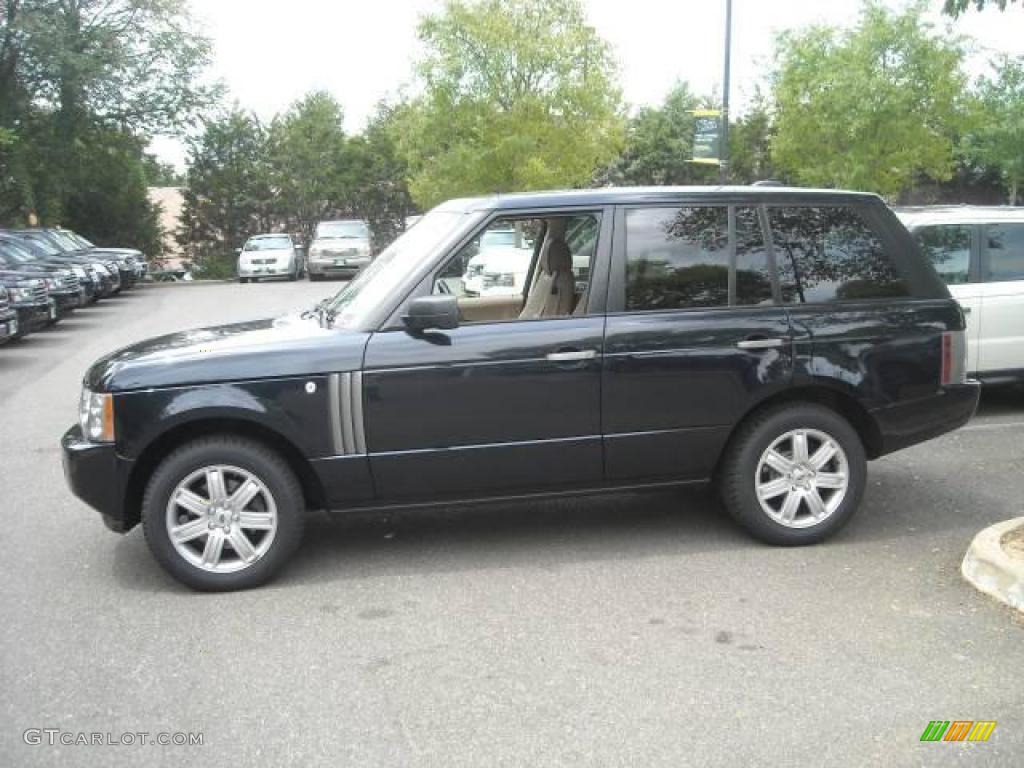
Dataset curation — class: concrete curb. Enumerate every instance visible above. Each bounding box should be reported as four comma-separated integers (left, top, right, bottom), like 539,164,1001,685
961,516,1024,613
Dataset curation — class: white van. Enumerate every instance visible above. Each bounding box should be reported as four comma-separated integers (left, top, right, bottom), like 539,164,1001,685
898,206,1024,384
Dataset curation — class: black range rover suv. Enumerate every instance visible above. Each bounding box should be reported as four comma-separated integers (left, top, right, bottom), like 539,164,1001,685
62,187,979,590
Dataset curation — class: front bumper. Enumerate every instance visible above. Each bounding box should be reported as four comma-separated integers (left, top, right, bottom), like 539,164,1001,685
872,381,981,457
117,268,136,288
12,300,54,333
238,261,294,278
307,257,368,277
61,425,136,533
0,310,17,342
52,290,82,315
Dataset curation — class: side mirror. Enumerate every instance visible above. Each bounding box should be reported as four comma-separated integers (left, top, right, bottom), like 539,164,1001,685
234,247,242,254
402,295,459,332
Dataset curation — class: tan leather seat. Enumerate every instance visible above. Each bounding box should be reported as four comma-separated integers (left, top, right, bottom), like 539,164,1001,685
519,219,574,319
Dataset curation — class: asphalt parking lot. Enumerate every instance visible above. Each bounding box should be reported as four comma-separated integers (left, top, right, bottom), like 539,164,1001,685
1,280,1022,767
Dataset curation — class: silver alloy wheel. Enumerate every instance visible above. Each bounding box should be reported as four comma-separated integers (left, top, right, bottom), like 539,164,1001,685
754,428,849,529
165,465,278,573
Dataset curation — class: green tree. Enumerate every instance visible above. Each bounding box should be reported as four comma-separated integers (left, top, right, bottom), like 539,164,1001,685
267,91,349,238
177,110,272,278
400,0,625,208
1,0,215,227
62,126,164,253
943,0,1020,16
770,2,969,198
598,81,716,186
142,153,184,187
963,56,1024,204
728,89,776,184
345,102,415,251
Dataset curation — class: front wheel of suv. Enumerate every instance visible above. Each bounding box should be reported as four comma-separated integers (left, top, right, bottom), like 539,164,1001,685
141,436,305,591
718,403,866,545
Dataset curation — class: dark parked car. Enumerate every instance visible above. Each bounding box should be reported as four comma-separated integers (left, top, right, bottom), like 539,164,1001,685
14,229,122,295
62,229,148,282
62,187,979,590
2,230,115,299
0,242,83,316
2,273,54,336
0,287,18,343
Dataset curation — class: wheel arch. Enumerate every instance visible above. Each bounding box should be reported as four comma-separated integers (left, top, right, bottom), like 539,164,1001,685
720,385,883,474
124,418,326,530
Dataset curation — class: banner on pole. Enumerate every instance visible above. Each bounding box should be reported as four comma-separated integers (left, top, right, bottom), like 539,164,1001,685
691,109,721,165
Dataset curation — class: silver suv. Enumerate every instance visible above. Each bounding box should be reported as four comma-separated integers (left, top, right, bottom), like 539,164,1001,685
307,220,371,281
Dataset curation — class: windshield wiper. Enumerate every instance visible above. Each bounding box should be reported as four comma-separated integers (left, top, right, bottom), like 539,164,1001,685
301,298,338,328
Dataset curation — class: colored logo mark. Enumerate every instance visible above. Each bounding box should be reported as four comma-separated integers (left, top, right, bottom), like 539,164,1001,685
920,721,996,742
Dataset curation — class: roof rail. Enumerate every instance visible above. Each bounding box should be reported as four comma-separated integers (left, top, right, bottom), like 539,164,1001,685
751,180,785,187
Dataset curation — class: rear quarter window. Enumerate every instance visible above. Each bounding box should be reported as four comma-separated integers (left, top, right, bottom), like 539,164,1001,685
768,206,908,303
985,223,1024,282
914,224,973,285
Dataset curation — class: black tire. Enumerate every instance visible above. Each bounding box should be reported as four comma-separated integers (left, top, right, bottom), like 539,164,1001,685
238,277,249,284
309,273,322,282
141,436,305,591
718,403,866,546
288,268,297,282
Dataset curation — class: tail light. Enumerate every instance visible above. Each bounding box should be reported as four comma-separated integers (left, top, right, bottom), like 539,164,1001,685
941,330,967,386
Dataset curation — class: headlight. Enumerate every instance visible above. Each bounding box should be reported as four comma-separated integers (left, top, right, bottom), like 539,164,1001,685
92,263,108,275
8,285,32,301
73,266,87,278
485,272,515,287
44,277,58,290
78,389,115,442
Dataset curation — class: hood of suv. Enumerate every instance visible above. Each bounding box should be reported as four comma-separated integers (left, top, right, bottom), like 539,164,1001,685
85,315,370,392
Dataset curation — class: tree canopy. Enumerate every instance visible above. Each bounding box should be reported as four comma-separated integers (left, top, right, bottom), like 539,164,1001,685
399,0,625,208
962,56,1024,204
770,2,969,198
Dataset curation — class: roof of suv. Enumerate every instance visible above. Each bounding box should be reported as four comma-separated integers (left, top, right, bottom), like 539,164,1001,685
440,186,884,212
896,205,1024,226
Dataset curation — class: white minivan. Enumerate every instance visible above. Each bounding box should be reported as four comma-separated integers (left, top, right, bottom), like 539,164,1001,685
898,206,1024,384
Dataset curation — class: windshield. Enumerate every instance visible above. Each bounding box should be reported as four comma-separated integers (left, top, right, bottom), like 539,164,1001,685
0,240,36,264
244,235,292,251
48,230,82,251
323,207,479,328
18,233,61,255
316,221,368,240
67,231,94,248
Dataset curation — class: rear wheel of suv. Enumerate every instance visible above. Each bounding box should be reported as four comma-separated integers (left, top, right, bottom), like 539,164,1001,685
719,403,866,545
141,437,305,591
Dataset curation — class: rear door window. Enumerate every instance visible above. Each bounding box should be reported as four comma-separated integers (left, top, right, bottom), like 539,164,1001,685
768,206,907,303
915,224,973,285
984,223,1024,282
624,206,729,311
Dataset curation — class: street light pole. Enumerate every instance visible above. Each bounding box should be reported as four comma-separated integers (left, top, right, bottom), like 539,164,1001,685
720,0,733,183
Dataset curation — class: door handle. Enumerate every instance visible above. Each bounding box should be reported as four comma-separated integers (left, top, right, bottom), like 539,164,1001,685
736,338,786,350
546,349,597,362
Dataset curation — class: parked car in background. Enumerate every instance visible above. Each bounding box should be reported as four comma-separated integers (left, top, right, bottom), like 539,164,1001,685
237,233,303,282
0,232,101,303
898,206,1024,384
0,287,17,343
60,229,147,282
307,220,371,280
0,242,83,317
11,230,121,297
1,272,54,337
462,219,596,298
42,229,138,289
62,186,979,590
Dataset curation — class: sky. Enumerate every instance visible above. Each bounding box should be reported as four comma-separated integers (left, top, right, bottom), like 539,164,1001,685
150,0,1024,170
